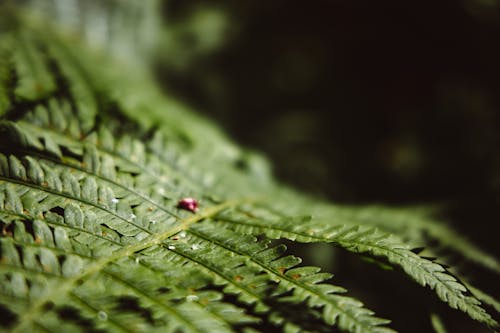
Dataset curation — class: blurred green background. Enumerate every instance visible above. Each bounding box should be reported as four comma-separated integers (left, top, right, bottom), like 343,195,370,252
155,0,500,246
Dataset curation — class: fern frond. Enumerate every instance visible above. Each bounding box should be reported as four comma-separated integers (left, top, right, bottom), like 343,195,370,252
216,209,498,328
1,7,499,333
0,121,392,332
0,176,254,332
323,205,500,275
191,223,395,333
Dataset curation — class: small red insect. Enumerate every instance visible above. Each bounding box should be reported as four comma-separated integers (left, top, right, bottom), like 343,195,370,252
177,198,199,213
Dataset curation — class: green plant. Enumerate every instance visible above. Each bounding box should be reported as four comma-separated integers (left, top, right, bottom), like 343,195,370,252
1,6,499,333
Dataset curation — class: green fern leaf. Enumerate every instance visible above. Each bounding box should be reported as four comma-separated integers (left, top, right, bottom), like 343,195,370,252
326,205,500,275
0,6,499,333
216,208,497,328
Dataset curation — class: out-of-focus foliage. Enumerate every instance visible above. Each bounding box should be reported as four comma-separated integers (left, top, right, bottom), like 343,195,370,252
14,0,160,66
157,0,500,203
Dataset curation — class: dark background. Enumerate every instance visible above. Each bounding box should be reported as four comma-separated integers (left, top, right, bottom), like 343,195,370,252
153,1,500,331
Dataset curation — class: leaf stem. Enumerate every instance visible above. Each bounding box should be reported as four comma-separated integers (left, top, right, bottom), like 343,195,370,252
11,198,250,333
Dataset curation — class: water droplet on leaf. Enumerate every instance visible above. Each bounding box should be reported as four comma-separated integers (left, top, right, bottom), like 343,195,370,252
98,311,108,321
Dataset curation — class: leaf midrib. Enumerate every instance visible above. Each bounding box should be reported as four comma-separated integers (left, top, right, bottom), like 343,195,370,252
10,199,245,333
1,204,271,326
